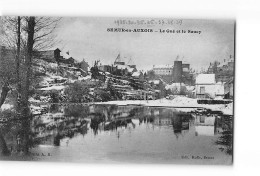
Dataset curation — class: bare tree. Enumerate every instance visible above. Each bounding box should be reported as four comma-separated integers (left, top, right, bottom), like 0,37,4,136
0,16,61,154
20,17,36,116
33,17,61,50
0,45,16,108
0,16,61,109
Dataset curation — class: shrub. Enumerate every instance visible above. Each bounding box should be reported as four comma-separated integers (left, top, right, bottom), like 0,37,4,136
64,82,90,103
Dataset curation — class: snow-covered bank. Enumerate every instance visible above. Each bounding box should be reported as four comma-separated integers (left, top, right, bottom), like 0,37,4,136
1,103,13,111
94,96,233,115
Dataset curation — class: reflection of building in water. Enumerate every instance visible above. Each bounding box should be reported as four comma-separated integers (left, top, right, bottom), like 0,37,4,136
152,110,191,137
172,113,190,133
153,109,178,126
194,115,217,136
154,117,172,126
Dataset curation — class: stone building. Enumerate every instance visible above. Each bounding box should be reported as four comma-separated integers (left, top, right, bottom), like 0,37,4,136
152,58,193,85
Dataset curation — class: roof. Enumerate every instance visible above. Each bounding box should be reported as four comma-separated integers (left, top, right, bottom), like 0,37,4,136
165,82,186,90
116,65,127,70
149,80,160,85
114,53,124,63
132,71,142,77
225,77,234,84
196,74,215,84
38,50,54,58
217,57,234,68
128,67,134,72
60,51,70,59
153,65,173,69
127,58,135,66
116,64,135,73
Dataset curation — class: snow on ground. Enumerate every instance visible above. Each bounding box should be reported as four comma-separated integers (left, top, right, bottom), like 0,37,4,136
1,103,13,111
78,75,91,81
39,85,65,91
94,96,233,115
165,82,186,90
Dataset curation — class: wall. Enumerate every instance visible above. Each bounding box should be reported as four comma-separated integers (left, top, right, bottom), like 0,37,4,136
153,67,172,75
195,83,225,99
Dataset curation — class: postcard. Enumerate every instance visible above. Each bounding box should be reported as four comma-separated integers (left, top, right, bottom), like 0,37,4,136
0,16,234,164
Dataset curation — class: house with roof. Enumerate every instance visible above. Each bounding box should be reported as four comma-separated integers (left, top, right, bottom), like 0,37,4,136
132,71,144,80
114,53,125,65
36,48,61,63
195,74,225,99
127,58,136,69
112,53,137,75
79,59,90,73
224,77,234,99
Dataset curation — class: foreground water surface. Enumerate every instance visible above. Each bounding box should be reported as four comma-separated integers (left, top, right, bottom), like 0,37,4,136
0,104,233,164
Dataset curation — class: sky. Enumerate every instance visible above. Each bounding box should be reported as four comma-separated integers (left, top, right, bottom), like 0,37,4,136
54,17,234,71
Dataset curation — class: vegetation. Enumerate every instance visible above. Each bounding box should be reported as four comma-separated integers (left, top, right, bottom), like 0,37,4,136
0,16,60,155
64,82,91,103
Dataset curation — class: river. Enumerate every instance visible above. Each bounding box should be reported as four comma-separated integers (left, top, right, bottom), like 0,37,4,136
0,104,233,164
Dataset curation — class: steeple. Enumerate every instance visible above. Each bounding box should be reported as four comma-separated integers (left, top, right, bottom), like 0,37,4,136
114,53,125,65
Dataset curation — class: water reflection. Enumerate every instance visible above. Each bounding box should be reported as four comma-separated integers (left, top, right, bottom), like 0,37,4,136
0,104,233,163
194,115,216,136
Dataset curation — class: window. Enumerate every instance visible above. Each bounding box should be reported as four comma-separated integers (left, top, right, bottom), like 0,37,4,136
200,116,205,123
200,86,205,94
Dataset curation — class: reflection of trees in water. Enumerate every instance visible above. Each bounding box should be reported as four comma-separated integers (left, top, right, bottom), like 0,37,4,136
104,104,118,121
64,105,89,118
90,113,105,135
104,119,135,132
171,113,192,139
0,115,34,156
136,107,156,125
215,115,233,155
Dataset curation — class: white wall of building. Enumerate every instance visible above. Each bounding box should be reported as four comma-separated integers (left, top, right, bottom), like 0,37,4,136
195,83,224,98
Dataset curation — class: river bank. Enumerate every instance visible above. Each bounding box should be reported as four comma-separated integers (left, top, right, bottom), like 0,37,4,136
94,96,233,115
1,96,233,116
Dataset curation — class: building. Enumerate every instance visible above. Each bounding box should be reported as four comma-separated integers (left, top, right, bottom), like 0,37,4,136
98,65,113,73
132,71,144,80
151,57,193,85
217,55,234,72
182,62,191,77
0,45,48,75
224,77,234,99
58,56,76,66
114,53,125,65
127,58,136,69
195,74,225,99
109,53,138,76
153,65,173,75
207,55,234,83
37,48,61,63
79,59,90,73
173,61,183,83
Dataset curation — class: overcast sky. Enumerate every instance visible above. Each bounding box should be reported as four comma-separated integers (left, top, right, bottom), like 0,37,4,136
55,17,234,71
